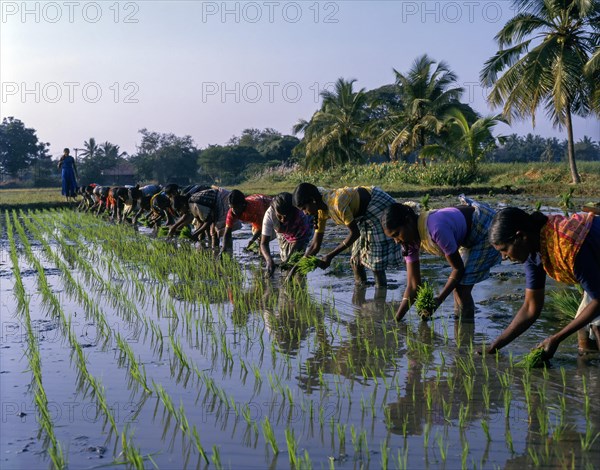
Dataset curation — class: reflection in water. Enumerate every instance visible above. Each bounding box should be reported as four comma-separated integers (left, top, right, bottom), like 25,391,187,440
261,282,325,356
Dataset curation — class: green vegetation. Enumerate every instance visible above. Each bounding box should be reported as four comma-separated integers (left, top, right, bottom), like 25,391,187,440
481,0,600,184
295,256,320,275
415,282,436,320
516,348,547,369
3,207,600,468
238,161,600,197
549,287,582,318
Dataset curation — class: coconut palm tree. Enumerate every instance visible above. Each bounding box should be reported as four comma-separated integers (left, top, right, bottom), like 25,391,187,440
585,47,600,113
98,142,127,163
80,137,99,159
481,0,600,183
293,78,368,169
365,55,470,162
419,109,506,169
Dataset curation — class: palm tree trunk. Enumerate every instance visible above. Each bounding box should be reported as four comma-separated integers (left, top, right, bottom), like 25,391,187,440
565,107,581,184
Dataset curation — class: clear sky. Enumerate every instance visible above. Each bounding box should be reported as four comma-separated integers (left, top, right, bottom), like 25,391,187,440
1,0,599,158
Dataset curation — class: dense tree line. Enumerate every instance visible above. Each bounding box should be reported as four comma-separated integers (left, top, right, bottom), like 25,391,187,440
2,1,597,186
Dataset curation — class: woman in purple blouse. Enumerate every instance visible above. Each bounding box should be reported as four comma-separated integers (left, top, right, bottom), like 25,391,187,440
382,196,501,321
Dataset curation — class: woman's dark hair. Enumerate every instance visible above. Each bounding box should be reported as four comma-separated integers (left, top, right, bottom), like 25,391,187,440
292,183,321,208
228,189,246,207
63,148,70,154
381,203,418,257
272,192,294,216
381,203,417,232
164,183,180,197
488,208,548,245
173,194,190,213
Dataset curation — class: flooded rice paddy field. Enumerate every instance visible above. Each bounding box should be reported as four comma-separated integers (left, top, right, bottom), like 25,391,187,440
1,207,599,469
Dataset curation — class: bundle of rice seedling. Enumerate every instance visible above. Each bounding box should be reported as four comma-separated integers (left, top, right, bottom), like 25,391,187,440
280,251,303,270
516,347,547,369
415,282,436,320
549,287,582,319
157,226,170,237
245,242,260,253
178,226,193,239
295,256,320,275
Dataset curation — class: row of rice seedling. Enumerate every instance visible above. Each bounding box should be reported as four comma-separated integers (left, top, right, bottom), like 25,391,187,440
9,208,599,468
10,212,121,436
10,210,198,467
5,211,66,469
19,210,113,341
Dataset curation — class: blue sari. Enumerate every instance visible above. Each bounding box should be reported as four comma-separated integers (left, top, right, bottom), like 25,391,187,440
60,155,78,197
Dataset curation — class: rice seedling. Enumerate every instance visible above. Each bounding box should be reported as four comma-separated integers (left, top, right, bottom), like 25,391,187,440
458,403,469,428
396,444,409,470
481,419,491,441
463,374,474,401
423,422,431,448
497,369,512,388
280,251,304,270
537,406,549,437
262,417,279,454
415,282,436,320
549,287,582,318
211,445,223,470
528,448,540,466
580,422,600,451
285,427,299,467
295,255,321,275
505,427,514,453
582,376,591,422
516,348,547,369
503,389,512,418
482,383,490,410
435,432,448,462
116,427,146,470
461,440,469,468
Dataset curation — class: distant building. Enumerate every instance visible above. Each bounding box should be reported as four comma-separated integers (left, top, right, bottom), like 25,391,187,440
100,161,136,185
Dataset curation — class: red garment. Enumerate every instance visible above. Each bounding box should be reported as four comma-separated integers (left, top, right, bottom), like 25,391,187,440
225,194,272,232
540,212,594,284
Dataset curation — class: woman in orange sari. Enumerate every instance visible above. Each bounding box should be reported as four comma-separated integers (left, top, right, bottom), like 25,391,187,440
486,207,600,358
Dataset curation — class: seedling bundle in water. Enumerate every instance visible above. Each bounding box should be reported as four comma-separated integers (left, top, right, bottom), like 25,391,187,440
415,282,436,320
281,252,303,270
179,226,193,239
516,348,547,369
295,256,320,275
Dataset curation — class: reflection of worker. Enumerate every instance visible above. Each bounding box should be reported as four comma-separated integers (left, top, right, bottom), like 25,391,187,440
261,284,314,354
58,148,78,200
487,208,600,358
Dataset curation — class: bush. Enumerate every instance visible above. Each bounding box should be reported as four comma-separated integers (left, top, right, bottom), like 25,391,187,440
251,161,479,188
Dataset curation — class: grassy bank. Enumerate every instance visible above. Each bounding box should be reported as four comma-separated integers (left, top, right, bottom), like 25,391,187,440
0,187,73,211
1,162,598,209
239,161,600,198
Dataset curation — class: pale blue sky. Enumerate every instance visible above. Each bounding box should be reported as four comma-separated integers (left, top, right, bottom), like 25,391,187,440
1,0,598,157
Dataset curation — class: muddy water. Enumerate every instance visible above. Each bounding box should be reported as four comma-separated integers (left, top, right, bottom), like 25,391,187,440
1,208,599,469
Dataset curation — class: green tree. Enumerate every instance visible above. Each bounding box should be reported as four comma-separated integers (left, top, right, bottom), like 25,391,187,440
366,55,471,161
574,136,600,160
78,138,128,183
226,128,299,163
293,78,368,169
584,43,600,112
481,0,600,183
130,129,199,184
0,117,50,178
419,109,506,168
198,145,263,184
